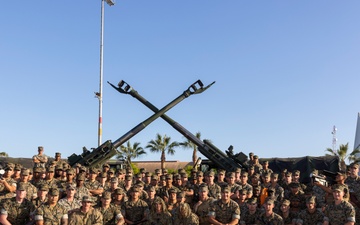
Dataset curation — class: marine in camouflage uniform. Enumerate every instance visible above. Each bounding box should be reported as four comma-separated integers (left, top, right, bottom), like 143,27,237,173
323,184,356,225
194,186,214,225
147,197,172,225
0,183,36,225
346,163,360,225
208,186,240,225
18,168,37,200
173,202,199,225
68,196,103,225
34,188,68,225
121,186,149,225
239,197,261,225
32,146,48,168
94,192,124,225
295,196,324,225
256,198,284,225
58,184,81,213
74,174,91,202
0,165,17,200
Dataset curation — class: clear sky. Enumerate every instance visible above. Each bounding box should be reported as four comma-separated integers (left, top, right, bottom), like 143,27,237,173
1,1,359,163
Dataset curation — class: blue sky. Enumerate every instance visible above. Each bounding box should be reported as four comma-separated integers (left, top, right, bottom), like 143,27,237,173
1,1,359,163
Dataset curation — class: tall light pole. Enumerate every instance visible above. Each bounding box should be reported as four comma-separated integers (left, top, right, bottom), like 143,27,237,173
97,0,115,146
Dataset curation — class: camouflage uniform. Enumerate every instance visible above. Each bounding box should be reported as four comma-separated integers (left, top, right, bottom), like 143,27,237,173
0,177,17,200
147,210,172,225
324,200,356,225
195,197,214,225
121,198,149,224
208,198,240,224
33,153,48,168
0,197,35,225
18,181,37,200
74,186,90,201
256,211,284,225
35,202,68,225
207,183,221,199
95,204,123,225
45,178,60,189
347,176,360,224
295,208,324,225
58,198,82,213
68,207,103,225
240,209,261,225
312,185,326,208
173,203,199,225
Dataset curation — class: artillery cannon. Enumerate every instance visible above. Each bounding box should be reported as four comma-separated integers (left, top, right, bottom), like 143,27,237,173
68,80,213,167
108,80,248,171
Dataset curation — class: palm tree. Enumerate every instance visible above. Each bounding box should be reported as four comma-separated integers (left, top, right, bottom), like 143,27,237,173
145,133,179,169
116,141,146,166
179,131,201,165
325,142,360,170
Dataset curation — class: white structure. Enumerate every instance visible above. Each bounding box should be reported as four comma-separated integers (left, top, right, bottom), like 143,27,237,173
354,112,360,151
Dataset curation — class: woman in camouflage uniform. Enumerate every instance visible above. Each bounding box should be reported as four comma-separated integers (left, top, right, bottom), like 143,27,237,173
173,202,199,225
147,197,172,225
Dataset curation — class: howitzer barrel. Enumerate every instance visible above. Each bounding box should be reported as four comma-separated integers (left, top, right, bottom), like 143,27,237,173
109,80,242,171
68,80,204,167
112,80,206,149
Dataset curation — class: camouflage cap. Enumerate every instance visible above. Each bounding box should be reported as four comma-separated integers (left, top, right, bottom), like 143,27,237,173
147,186,156,192
145,172,152,177
332,184,345,192
33,167,43,173
221,186,231,193
178,168,186,174
264,197,275,204
99,172,108,178
350,163,359,169
66,169,75,175
135,181,144,187
21,169,30,176
241,171,248,177
14,164,22,171
253,155,259,159
168,187,178,193
77,174,86,181
48,188,59,196
177,192,185,198
271,173,279,179
17,183,26,191
247,197,257,204
162,168,168,173
226,172,235,178
289,182,300,188
154,169,161,174
196,171,204,177
180,173,188,178
80,166,87,172
89,167,98,174
306,196,316,204
248,165,255,170
160,175,166,181
253,185,261,191
102,191,112,199
282,199,291,206
140,168,146,173
55,165,63,171
205,171,215,177
130,186,140,193
166,174,173,180
151,175,158,180
217,169,226,175
38,184,49,191
66,184,76,190
82,195,94,203
251,173,260,179
55,152,61,156
125,175,132,181
235,167,241,173
199,186,209,192
293,170,300,175
103,163,110,168
135,173,142,178
239,189,248,195
114,188,124,195
110,177,118,183
46,166,55,172
108,168,115,174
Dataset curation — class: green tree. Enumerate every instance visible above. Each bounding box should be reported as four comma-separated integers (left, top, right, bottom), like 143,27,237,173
325,142,360,170
179,131,201,165
145,133,179,169
116,141,146,166
0,152,8,157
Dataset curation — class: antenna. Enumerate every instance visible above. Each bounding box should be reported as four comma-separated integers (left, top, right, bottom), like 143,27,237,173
332,125,337,151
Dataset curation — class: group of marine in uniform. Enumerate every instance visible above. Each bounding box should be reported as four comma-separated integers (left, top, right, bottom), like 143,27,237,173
0,147,359,225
